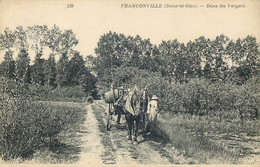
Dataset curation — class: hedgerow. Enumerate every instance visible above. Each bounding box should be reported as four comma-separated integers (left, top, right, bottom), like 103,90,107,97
111,67,259,120
0,78,66,161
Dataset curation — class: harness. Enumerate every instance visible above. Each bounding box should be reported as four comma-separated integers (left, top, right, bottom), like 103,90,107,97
134,106,142,112
124,90,139,116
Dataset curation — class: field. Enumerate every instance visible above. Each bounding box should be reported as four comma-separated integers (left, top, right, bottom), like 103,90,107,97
156,112,260,164
0,92,259,164
0,99,87,163
29,101,87,163
1,23,259,164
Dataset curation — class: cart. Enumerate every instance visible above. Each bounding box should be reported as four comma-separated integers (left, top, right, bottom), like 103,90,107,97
105,86,126,130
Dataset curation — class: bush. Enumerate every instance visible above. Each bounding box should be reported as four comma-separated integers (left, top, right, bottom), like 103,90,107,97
48,86,86,102
110,67,259,120
147,77,259,120
0,78,66,160
157,113,243,163
86,96,94,104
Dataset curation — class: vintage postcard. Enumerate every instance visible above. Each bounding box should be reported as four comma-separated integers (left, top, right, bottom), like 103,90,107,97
0,0,259,166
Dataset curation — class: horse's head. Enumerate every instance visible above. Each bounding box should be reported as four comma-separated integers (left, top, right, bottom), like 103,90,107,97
131,91,145,115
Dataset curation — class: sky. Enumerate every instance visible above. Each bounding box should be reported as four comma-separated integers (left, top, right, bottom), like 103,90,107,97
0,0,259,62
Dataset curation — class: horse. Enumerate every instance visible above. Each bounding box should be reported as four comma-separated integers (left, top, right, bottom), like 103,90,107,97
123,86,148,144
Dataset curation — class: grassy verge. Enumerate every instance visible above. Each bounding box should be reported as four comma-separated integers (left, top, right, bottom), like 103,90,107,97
155,112,260,164
28,101,87,164
0,78,88,162
0,100,87,163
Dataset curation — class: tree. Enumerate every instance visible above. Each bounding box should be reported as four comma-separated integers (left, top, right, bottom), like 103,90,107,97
0,51,16,79
45,26,79,87
203,62,212,80
241,36,259,78
149,45,161,72
56,52,69,87
226,36,259,84
210,35,230,82
175,43,189,83
157,39,184,83
0,28,17,79
123,35,153,69
16,49,31,83
44,54,57,87
94,31,156,87
186,36,212,80
31,50,45,85
67,51,87,86
80,71,98,98
66,51,98,97
95,31,126,80
27,25,48,55
59,29,78,56
0,28,16,51
12,26,31,83
45,25,62,55
14,26,29,51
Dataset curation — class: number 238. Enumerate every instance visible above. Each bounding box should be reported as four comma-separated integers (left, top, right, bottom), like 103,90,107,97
67,4,74,8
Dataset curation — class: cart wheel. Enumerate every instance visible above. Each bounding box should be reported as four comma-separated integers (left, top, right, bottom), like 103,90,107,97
107,103,112,130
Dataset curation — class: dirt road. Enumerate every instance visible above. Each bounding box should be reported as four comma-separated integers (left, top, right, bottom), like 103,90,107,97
77,100,191,165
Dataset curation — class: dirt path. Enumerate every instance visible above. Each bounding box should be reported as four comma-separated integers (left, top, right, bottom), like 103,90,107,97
77,100,181,165
78,104,104,165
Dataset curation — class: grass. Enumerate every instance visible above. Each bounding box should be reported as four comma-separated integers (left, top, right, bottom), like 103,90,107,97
0,99,87,163
156,112,260,164
0,78,88,162
29,101,87,163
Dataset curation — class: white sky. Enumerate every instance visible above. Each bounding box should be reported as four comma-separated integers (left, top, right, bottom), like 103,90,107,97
0,0,259,62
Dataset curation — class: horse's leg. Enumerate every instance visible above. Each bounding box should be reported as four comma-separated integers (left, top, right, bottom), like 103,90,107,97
133,116,140,144
142,113,146,131
117,112,121,124
125,114,132,143
132,119,135,142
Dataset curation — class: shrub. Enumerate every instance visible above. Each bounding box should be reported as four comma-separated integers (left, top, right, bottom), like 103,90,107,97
48,86,86,102
110,67,259,120
156,113,242,163
0,78,66,161
86,96,94,104
152,77,258,120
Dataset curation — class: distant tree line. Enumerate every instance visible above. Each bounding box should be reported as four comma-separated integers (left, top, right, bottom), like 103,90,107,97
92,31,259,87
91,31,259,119
0,25,97,98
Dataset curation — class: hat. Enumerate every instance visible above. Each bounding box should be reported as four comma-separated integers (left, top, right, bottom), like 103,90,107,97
151,95,158,100
118,86,124,90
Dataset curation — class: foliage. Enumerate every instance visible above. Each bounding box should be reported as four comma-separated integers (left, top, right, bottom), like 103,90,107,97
31,52,45,85
15,48,31,83
106,66,259,120
0,25,98,97
0,27,259,162
95,32,259,85
0,50,16,79
157,112,260,163
86,96,94,104
157,78,259,120
94,32,154,80
0,78,65,160
48,86,86,102
94,32,259,121
44,54,57,87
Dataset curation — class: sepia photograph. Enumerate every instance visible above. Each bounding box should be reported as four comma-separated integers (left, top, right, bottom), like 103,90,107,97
0,0,259,166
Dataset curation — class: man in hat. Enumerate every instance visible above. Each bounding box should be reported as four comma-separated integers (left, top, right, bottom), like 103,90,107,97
114,86,127,125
